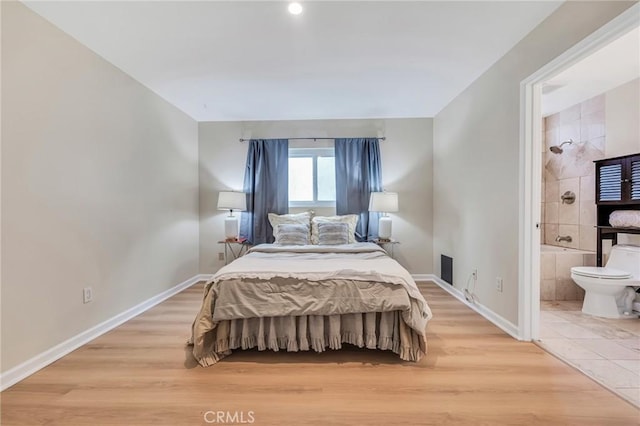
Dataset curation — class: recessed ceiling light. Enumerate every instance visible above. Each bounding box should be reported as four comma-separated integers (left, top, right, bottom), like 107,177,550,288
288,2,303,15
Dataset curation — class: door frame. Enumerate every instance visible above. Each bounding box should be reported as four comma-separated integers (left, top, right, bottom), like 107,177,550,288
518,3,639,341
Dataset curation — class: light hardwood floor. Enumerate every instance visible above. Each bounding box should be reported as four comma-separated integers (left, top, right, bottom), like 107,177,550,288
2,282,639,425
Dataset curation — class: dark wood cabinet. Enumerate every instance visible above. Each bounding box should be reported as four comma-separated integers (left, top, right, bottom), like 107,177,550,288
594,153,640,266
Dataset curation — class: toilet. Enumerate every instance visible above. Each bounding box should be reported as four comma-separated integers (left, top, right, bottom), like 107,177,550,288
570,244,640,319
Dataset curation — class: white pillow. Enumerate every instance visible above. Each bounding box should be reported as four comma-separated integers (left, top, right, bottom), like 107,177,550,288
268,211,312,241
311,214,359,244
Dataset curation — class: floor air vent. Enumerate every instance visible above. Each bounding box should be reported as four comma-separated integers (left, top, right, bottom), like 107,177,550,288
441,255,453,285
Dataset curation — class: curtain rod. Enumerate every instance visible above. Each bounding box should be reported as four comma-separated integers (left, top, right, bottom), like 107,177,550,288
238,137,385,142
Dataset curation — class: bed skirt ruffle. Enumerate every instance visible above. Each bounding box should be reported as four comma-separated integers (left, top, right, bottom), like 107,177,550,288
193,311,426,367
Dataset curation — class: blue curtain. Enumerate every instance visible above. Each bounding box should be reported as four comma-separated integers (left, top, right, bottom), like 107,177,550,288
334,138,382,241
239,139,289,244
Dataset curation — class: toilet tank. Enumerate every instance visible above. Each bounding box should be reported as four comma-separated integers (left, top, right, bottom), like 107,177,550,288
606,244,640,279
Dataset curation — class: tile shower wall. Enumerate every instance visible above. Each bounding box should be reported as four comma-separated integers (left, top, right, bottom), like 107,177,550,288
540,249,594,301
542,94,606,251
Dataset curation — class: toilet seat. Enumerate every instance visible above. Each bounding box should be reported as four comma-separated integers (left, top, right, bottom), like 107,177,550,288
571,266,632,280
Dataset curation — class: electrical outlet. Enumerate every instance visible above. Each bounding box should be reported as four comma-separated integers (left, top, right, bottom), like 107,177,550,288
218,252,225,261
496,277,503,293
83,287,93,304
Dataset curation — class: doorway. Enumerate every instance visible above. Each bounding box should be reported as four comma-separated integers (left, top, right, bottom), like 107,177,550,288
519,3,640,408
519,1,639,341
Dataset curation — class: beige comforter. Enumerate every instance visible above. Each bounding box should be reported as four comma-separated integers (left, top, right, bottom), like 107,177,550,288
190,243,432,366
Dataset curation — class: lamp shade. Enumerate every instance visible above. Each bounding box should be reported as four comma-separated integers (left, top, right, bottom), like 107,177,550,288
368,192,398,213
217,191,246,211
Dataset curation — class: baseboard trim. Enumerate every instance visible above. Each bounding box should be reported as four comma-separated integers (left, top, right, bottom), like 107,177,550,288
422,274,520,340
411,274,432,281
0,274,207,391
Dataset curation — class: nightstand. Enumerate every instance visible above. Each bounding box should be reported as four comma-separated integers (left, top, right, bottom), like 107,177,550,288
370,238,400,258
218,239,250,264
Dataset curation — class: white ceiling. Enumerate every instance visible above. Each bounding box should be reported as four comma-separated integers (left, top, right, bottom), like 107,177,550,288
542,26,640,117
24,1,562,122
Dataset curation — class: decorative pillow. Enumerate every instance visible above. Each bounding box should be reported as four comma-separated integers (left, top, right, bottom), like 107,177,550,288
311,214,359,244
317,222,349,245
275,223,310,245
268,211,312,241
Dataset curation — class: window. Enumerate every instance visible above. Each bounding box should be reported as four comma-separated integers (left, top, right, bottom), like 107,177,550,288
288,148,335,207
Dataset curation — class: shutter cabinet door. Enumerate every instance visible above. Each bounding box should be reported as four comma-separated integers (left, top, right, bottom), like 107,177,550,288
597,162,622,203
629,156,640,201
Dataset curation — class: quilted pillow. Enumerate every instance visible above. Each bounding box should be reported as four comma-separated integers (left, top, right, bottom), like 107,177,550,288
311,214,359,244
268,211,312,241
317,222,349,245
275,223,310,245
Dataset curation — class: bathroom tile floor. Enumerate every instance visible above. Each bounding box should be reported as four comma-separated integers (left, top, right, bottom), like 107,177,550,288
537,301,640,408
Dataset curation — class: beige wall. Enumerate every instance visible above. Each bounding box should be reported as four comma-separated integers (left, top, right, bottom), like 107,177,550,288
540,79,640,254
199,118,433,275
542,94,604,252
0,0,4,373
433,1,635,325
606,77,640,245
539,79,640,300
1,2,199,372
606,77,640,158
539,95,606,303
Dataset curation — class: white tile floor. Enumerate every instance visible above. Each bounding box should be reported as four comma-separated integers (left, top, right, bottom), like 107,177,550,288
537,301,640,408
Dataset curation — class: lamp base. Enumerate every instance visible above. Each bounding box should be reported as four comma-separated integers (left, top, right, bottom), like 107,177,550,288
378,216,392,240
224,216,239,240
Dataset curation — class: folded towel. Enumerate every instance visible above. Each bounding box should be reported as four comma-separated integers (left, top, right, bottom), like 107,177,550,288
610,210,640,228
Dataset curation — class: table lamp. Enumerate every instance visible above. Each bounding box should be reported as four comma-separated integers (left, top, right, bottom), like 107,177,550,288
368,192,398,241
217,191,247,240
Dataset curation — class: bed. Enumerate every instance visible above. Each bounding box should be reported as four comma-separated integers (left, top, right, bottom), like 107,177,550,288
189,242,432,366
